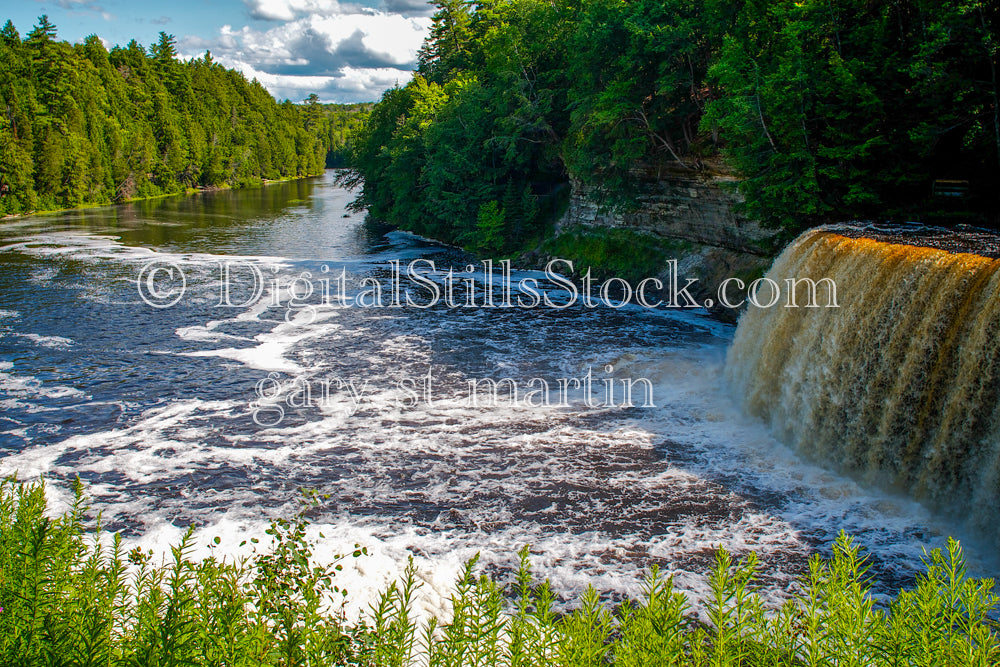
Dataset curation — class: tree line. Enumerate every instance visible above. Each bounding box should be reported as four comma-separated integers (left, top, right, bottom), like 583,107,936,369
345,0,1000,253
0,17,363,216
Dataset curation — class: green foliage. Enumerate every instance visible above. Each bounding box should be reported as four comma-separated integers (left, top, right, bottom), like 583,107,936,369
343,0,568,254
0,477,370,666
348,0,1000,240
0,17,363,216
561,0,732,208
538,226,692,284
470,200,506,255
324,102,372,168
698,0,1000,227
1,477,998,665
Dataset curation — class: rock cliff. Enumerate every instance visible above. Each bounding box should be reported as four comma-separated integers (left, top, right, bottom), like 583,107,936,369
557,166,777,257
551,165,780,321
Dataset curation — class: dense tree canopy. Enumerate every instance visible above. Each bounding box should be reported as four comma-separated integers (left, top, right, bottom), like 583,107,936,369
347,0,1000,244
0,17,363,216
322,100,371,168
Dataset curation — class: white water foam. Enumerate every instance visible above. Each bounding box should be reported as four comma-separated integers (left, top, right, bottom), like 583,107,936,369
17,333,74,349
3,326,976,620
0,366,87,402
2,188,993,624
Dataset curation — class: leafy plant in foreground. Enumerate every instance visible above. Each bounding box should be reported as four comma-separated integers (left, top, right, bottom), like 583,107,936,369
0,476,997,666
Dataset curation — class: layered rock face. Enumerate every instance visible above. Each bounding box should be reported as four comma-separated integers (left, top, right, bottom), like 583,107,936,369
554,166,779,320
556,166,778,257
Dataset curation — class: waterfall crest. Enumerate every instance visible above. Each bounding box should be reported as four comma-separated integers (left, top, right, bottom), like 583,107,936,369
728,229,1000,541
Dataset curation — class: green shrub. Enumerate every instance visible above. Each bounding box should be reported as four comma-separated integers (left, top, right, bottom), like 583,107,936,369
0,476,997,666
537,226,692,284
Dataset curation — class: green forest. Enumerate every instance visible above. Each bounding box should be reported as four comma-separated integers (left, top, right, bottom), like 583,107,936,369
346,0,1000,253
0,17,365,217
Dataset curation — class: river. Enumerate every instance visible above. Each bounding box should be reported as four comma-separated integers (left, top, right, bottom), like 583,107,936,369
0,172,991,618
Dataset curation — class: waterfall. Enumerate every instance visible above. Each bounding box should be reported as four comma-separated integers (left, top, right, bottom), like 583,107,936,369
727,229,1000,542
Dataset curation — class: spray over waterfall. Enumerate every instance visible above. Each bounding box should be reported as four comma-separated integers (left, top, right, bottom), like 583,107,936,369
728,229,1000,542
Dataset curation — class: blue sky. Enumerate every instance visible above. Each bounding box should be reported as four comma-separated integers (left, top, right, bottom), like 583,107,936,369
5,0,435,102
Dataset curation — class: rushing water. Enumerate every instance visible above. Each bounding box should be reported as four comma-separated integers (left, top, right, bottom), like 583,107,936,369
0,173,993,618
729,229,1000,547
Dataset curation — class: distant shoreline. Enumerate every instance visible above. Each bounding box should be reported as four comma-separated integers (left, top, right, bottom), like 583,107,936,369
0,172,324,223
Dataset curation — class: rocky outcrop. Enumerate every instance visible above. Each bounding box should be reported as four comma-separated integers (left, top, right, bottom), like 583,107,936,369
556,164,779,257
552,165,779,321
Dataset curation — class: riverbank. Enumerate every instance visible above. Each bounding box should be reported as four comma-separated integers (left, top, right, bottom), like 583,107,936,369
0,173,322,223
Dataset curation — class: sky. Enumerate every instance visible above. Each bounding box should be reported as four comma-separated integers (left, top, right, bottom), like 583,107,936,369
4,0,435,103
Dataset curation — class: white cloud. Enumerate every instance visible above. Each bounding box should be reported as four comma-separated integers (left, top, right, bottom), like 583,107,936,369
227,13,430,70
216,56,414,102
179,6,430,102
37,0,115,19
247,0,344,22
245,0,436,21
379,0,435,16
46,0,103,10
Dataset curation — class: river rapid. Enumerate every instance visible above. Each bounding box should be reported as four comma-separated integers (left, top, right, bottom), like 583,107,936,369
0,172,992,619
